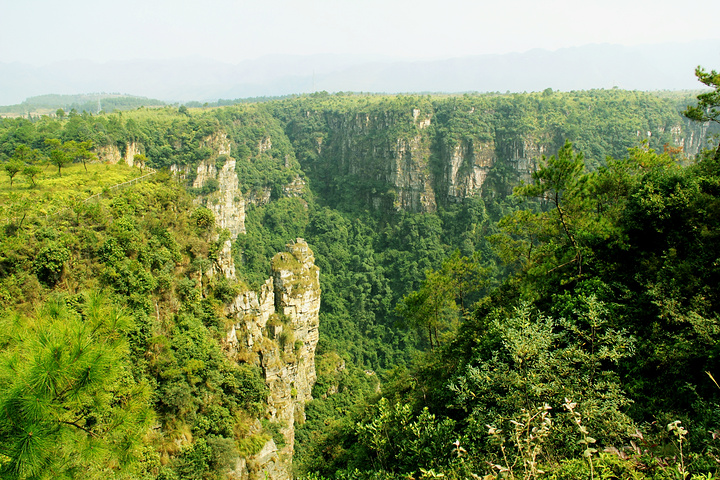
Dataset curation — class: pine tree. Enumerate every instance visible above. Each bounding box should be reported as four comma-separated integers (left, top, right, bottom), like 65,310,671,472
0,293,153,479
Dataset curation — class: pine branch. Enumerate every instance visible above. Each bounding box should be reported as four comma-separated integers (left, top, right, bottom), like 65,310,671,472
59,420,97,438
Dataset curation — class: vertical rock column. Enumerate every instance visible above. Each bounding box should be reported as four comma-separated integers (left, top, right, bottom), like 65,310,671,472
271,239,321,411
224,239,320,480
265,239,320,464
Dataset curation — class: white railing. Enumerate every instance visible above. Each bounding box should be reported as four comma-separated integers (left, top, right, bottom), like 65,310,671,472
83,167,157,203
6,167,158,225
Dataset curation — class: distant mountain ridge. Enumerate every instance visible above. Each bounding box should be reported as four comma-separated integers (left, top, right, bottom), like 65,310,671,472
1,40,718,106
0,93,166,116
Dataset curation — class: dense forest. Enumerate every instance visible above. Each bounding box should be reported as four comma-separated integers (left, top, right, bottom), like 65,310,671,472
1,71,720,480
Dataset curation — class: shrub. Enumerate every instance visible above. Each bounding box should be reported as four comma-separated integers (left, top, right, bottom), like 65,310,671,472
33,242,70,285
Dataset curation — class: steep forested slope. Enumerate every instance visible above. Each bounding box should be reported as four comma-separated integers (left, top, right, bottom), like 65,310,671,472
300,143,720,480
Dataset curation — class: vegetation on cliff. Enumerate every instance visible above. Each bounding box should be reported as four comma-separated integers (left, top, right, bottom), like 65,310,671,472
0,167,269,479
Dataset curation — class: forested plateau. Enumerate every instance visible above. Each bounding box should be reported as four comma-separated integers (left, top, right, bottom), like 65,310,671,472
2,83,720,480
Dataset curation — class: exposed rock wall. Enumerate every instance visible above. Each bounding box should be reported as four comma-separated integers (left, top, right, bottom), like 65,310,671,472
192,158,217,188
97,144,122,164
292,103,707,213
316,109,438,212
97,141,145,167
169,163,192,180
190,133,247,239
674,119,711,156
197,156,247,239
388,134,436,212
307,107,546,212
443,139,496,201
271,240,321,412
216,239,236,280
224,239,321,480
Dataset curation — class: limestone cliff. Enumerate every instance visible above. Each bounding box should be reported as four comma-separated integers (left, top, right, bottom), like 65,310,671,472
97,141,146,167
314,107,437,212
224,239,321,480
291,105,550,212
289,99,707,213
193,133,247,240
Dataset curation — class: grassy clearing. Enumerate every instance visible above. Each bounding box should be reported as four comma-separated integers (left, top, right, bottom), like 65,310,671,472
1,161,148,221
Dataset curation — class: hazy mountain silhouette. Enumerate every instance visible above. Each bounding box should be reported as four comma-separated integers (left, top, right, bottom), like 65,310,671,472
1,40,718,106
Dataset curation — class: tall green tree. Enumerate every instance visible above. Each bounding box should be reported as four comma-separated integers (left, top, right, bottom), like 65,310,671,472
22,165,42,187
396,252,485,349
45,139,70,176
0,293,153,479
64,140,96,172
7,144,42,186
684,66,720,160
3,159,23,186
514,140,588,276
396,270,457,349
12,145,34,164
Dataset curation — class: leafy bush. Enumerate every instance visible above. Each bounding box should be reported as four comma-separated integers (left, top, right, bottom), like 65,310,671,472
32,242,70,285
191,206,215,232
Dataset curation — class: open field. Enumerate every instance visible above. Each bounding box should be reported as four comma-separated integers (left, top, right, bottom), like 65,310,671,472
1,161,150,221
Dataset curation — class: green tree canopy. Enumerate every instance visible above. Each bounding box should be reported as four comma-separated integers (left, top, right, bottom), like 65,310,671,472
0,293,153,479
684,66,720,159
3,159,23,186
45,139,70,176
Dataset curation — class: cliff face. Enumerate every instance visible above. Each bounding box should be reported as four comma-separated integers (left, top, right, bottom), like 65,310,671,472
287,96,709,213
224,239,320,480
193,133,247,240
308,109,434,212
298,107,547,212
442,138,495,201
97,141,146,167
672,120,711,156
387,120,436,212
157,94,711,218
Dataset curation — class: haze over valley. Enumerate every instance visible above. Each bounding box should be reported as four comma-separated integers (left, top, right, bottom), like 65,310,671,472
2,0,719,106
1,40,719,107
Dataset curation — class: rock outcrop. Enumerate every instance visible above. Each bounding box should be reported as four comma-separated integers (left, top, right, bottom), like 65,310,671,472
292,101,707,213
224,239,321,480
443,138,496,201
97,141,145,167
315,108,438,212
299,106,550,213
193,133,247,240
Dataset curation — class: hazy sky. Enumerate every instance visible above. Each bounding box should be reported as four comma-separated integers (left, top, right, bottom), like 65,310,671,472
1,0,718,65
